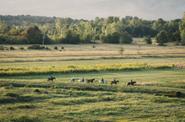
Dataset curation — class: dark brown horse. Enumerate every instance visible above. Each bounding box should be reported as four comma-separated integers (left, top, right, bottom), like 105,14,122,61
48,76,56,82
86,78,95,83
127,80,136,86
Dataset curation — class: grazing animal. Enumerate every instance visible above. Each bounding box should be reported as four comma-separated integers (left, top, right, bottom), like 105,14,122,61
111,79,119,85
70,78,80,82
127,80,136,86
86,78,95,83
48,75,56,82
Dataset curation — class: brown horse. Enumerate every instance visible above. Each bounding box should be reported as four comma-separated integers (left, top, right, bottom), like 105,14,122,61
127,80,136,86
48,76,56,82
86,78,95,83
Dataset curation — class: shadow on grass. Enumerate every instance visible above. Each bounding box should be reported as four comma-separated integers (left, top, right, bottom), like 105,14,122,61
0,93,48,105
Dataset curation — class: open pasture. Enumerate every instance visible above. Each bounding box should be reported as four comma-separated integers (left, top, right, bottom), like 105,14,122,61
0,44,185,122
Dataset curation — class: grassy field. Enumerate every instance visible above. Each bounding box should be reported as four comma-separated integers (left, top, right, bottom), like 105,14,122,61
0,44,185,122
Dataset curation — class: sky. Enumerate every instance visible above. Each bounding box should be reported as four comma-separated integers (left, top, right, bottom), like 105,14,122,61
0,0,185,20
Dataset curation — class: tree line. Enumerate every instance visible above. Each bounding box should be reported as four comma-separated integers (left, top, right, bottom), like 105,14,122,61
0,14,185,45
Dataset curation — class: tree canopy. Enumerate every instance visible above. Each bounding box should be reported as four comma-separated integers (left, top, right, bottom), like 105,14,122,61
0,15,184,45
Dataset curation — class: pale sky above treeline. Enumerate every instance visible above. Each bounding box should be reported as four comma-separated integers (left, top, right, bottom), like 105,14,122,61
0,0,185,20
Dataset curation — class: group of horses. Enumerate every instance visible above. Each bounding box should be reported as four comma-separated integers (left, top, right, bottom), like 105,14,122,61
48,75,137,86
70,78,120,85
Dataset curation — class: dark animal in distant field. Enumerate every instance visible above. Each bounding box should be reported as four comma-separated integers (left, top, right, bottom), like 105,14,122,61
86,78,95,83
111,79,119,85
48,76,56,82
127,80,136,86
70,78,80,82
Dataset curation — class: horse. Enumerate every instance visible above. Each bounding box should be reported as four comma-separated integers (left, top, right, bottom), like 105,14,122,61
70,78,80,82
48,75,56,82
110,79,119,85
86,78,95,83
127,80,136,86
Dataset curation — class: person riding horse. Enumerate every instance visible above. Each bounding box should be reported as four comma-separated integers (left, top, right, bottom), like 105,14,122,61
111,78,119,85
127,80,136,86
48,75,56,82
86,78,95,83
99,78,107,84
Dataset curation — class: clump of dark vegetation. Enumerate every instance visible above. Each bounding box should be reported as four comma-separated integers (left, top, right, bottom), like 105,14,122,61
33,89,41,93
7,104,36,110
54,46,58,50
143,36,152,44
61,46,65,50
0,45,9,50
0,46,5,50
28,45,50,50
19,47,25,50
8,116,41,122
9,46,16,50
16,104,36,109
5,93,20,98
166,91,184,98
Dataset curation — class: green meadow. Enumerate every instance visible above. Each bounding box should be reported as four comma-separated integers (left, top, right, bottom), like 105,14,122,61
0,44,185,122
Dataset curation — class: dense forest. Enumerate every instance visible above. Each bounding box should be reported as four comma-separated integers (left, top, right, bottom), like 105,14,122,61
0,14,185,45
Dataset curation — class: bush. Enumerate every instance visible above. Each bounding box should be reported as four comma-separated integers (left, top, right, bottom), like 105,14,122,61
19,47,25,50
10,46,16,50
156,30,168,46
120,32,133,44
103,32,133,44
0,34,25,44
5,93,19,98
143,37,152,44
28,45,49,50
0,45,5,50
61,30,81,44
102,32,120,43
61,46,65,50
54,46,58,50
9,116,41,122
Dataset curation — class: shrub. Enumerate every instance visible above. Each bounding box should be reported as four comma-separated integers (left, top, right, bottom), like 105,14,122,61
0,45,5,50
102,32,120,43
156,30,168,46
54,46,58,50
5,93,19,98
10,46,16,50
61,30,80,44
34,89,41,93
19,47,25,50
143,36,152,44
119,32,133,44
28,45,49,50
0,45,9,50
103,32,133,44
9,116,41,122
61,46,65,50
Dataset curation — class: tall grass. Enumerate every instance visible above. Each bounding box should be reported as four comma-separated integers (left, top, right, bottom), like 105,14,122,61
0,63,174,76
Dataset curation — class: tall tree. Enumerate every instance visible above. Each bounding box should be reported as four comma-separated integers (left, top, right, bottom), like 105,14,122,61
180,13,185,45
156,30,168,46
25,26,44,44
